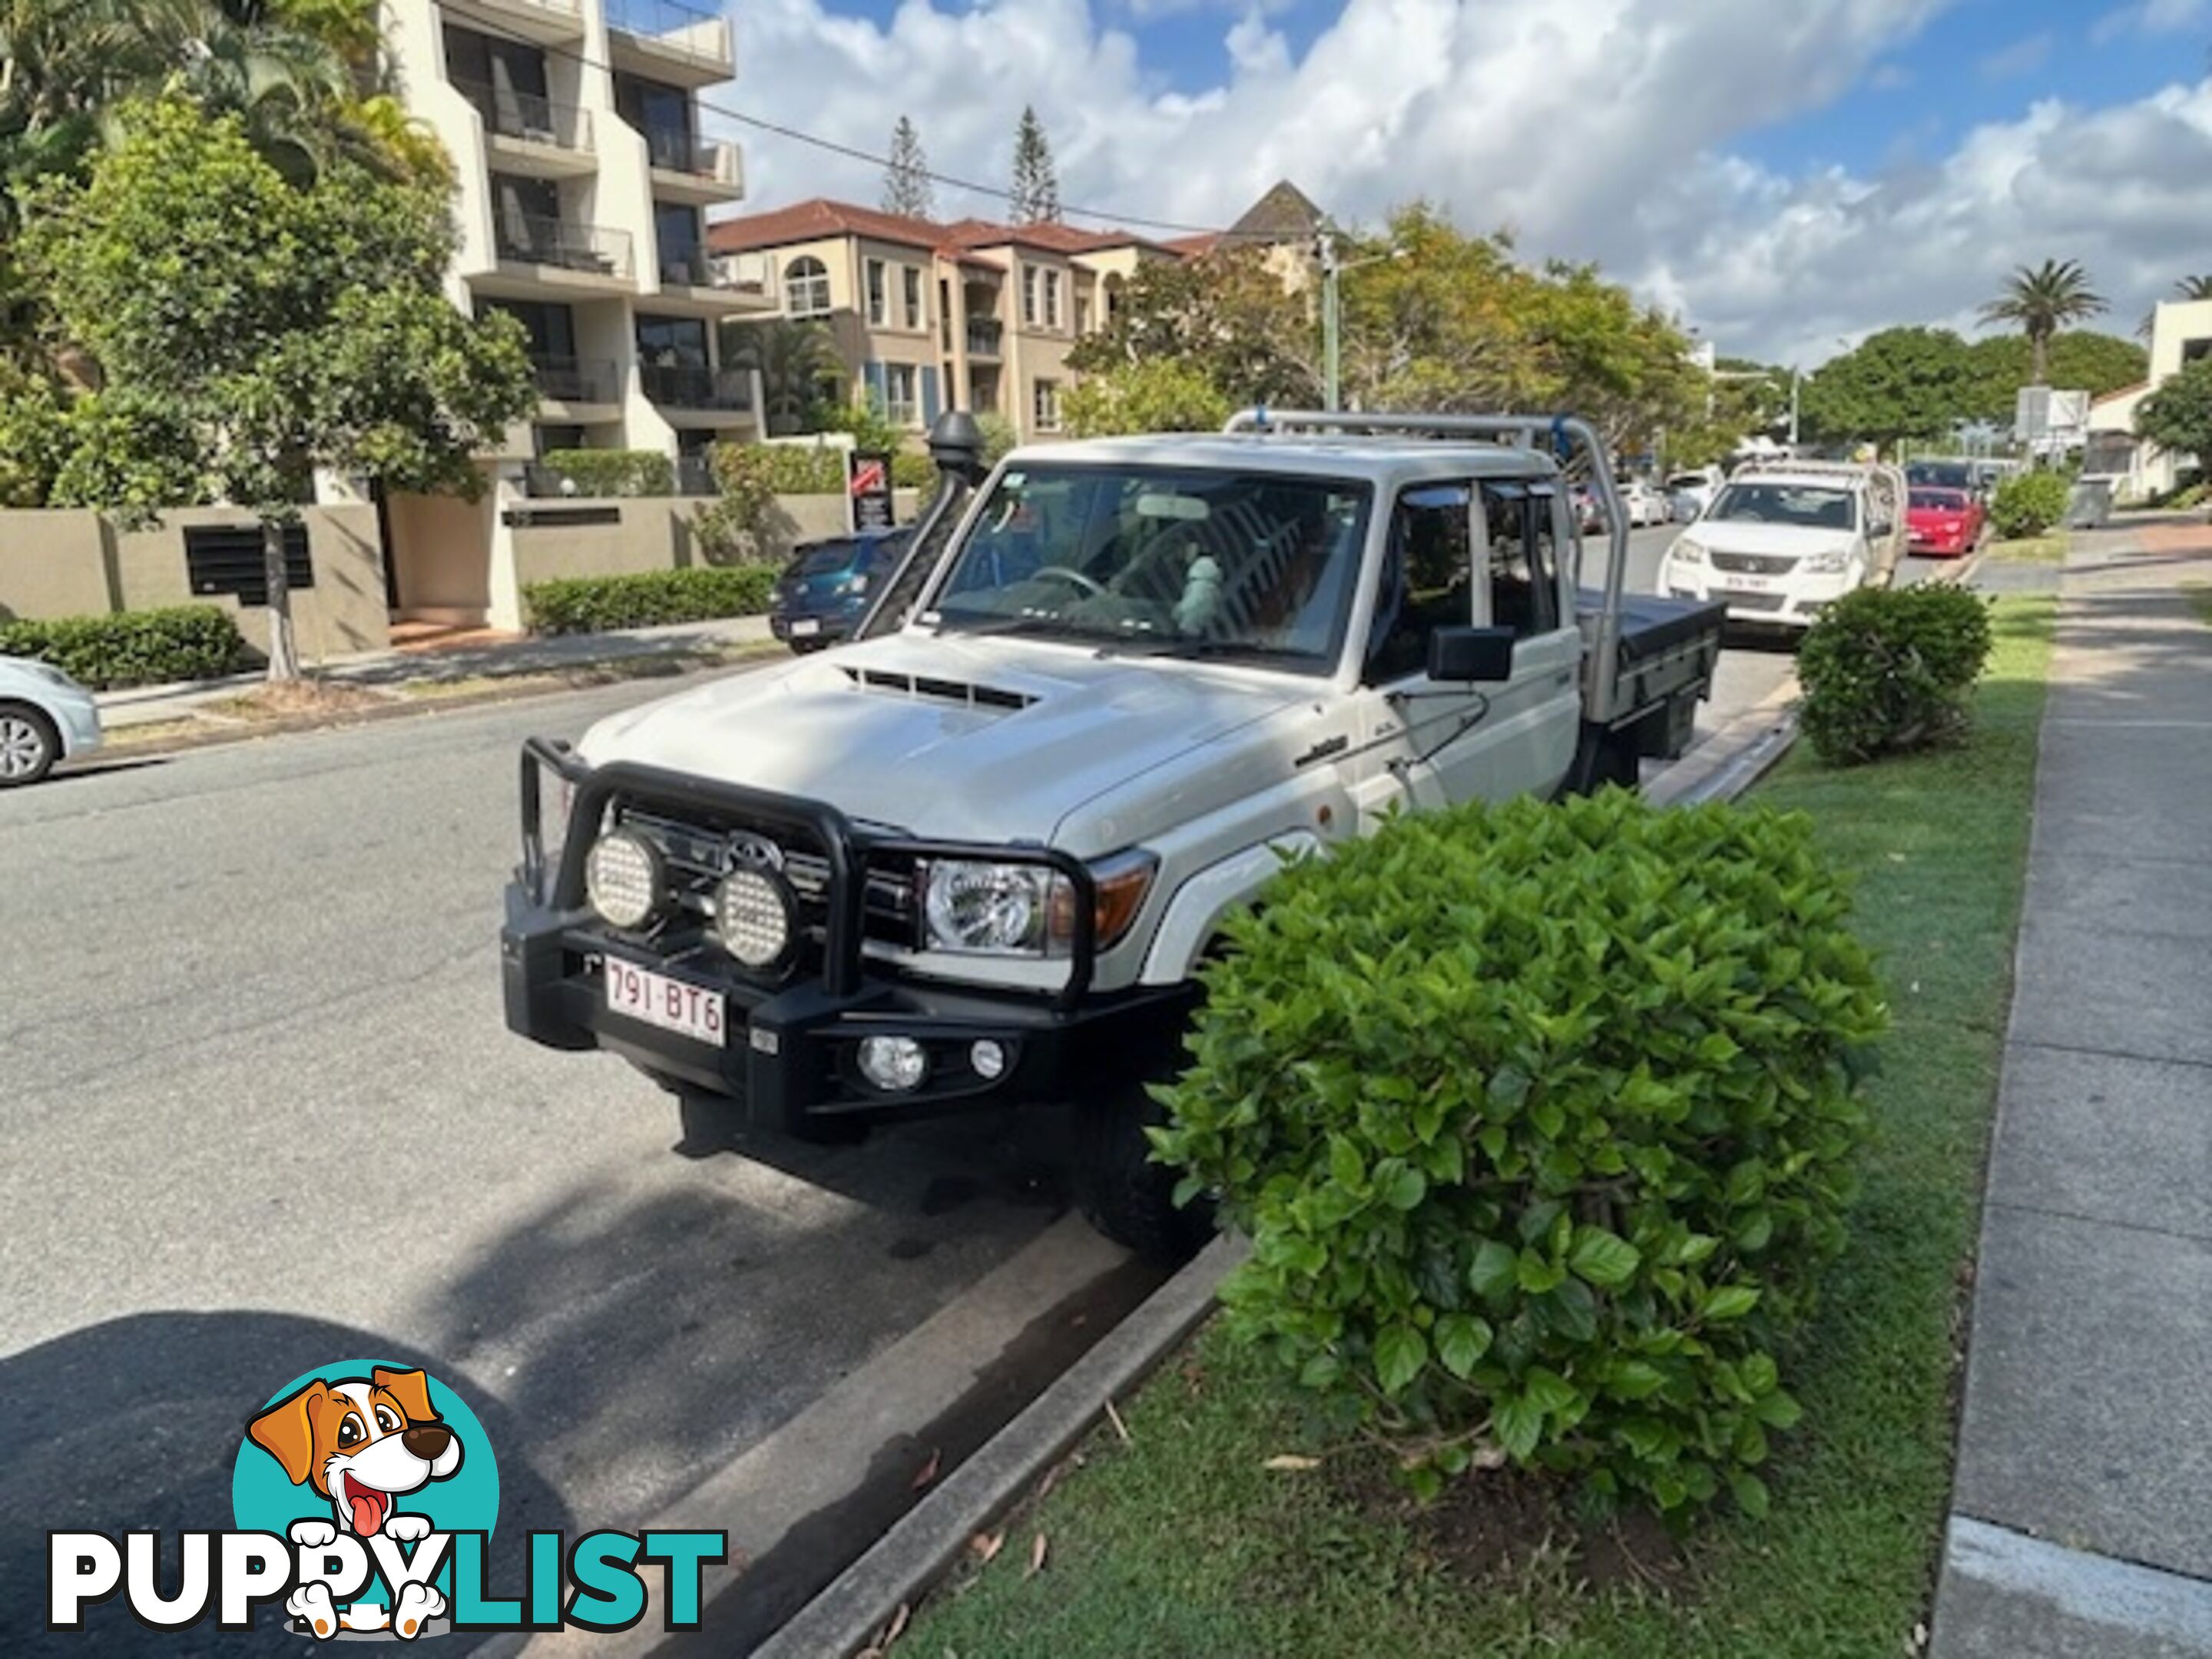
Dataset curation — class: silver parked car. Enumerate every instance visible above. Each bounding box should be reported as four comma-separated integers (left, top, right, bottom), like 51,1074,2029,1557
0,655,103,785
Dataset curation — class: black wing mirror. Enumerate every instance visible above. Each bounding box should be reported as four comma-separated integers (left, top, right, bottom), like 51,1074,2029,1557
1428,625,1517,683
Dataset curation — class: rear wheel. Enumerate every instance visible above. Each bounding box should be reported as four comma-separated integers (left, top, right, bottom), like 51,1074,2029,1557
0,704,58,787
1071,1075,1215,1264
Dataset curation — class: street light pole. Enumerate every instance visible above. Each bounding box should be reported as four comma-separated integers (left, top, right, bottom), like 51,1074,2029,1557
1319,230,1341,412
1790,369,1801,447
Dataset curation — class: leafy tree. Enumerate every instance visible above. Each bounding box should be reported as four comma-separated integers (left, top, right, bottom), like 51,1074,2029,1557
2135,356,2212,482
1062,358,1230,437
1798,327,1975,452
1979,259,2108,386
880,114,934,220
1962,330,2146,426
1068,245,1316,406
1008,104,1059,225
724,318,843,435
22,98,533,677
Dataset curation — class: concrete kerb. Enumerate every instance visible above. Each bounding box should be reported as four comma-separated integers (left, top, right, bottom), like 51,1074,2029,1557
755,695,1804,1659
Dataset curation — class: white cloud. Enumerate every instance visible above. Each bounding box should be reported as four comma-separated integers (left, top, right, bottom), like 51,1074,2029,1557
710,0,2212,364
2093,0,2211,45
1977,31,2052,81
1868,61,1915,90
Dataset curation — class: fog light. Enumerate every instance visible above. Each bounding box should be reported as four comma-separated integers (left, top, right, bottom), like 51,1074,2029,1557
715,866,793,969
858,1035,928,1092
585,830,663,930
970,1039,1008,1081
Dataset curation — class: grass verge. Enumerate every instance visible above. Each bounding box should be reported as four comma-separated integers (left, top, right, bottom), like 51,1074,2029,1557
912,594,2058,1659
1982,534,2065,564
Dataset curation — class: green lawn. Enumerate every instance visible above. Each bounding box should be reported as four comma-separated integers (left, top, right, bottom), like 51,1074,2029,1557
914,596,2058,1659
1981,533,2065,564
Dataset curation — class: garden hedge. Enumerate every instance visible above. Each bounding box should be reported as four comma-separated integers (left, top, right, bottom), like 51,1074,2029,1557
1154,790,1887,1517
0,604,250,689
521,565,776,634
538,448,676,498
1796,584,1994,765
1988,469,2071,539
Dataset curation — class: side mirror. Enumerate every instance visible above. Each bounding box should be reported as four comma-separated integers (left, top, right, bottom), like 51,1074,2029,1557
1428,624,1517,683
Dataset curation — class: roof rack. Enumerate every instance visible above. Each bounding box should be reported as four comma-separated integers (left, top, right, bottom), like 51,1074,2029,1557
1727,456,1874,480
1222,406,1631,720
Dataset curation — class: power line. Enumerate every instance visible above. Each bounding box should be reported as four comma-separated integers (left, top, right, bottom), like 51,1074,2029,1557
447,10,1278,242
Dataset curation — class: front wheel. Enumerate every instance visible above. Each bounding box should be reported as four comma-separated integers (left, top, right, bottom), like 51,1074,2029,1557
1071,1076,1216,1265
0,704,58,787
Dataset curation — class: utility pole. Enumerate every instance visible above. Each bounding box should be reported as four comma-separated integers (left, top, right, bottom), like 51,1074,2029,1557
1790,369,1801,447
1318,230,1341,412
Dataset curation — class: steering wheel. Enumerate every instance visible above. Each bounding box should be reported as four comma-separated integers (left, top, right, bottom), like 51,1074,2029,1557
1029,565,1108,598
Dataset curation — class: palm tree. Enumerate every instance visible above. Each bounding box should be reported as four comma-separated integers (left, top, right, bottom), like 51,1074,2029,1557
1979,259,2108,385
725,319,845,435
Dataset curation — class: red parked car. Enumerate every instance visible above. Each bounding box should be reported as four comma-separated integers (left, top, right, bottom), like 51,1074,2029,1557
1906,487,1986,558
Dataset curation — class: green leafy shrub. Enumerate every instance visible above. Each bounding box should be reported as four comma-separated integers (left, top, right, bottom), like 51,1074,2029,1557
892,449,936,489
521,566,775,634
1797,584,1994,765
0,604,249,688
1152,790,1886,1517
1988,469,2070,538
538,448,676,498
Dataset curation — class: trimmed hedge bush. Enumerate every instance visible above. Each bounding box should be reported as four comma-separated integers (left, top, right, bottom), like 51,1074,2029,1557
0,604,250,689
1797,584,1994,766
521,565,776,634
1988,469,2070,539
1153,790,1886,1517
539,448,676,498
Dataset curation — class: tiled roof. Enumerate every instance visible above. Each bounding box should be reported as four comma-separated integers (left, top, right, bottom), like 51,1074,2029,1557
1226,180,1324,243
706,200,944,254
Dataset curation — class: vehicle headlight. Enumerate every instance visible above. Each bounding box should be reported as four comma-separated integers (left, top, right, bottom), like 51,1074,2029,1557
1802,548,1850,573
585,829,664,930
922,849,1157,958
837,572,870,596
1671,537,1706,565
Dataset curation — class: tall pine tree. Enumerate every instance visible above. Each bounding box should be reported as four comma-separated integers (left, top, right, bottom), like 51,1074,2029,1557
881,116,935,220
1008,105,1060,225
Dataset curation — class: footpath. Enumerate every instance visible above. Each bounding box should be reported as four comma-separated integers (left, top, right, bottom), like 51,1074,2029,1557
1933,516,2212,1656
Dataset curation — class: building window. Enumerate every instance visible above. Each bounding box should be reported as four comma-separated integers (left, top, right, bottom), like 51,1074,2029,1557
902,265,923,330
784,255,830,316
654,201,703,286
1022,265,1038,326
883,363,919,425
866,259,889,326
1075,293,1091,335
1044,270,1062,329
1033,377,1061,432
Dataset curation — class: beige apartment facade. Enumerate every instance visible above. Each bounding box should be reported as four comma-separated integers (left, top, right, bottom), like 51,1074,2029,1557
2085,298,2212,500
705,200,1180,443
372,0,773,626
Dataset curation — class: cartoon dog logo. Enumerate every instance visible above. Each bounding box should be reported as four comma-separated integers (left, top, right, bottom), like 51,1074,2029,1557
248,1366,462,1638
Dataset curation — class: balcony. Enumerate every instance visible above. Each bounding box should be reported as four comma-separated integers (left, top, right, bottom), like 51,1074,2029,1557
457,81,593,173
606,0,733,84
442,0,583,47
641,128,743,202
492,216,633,288
531,354,619,406
965,319,1004,358
641,363,753,412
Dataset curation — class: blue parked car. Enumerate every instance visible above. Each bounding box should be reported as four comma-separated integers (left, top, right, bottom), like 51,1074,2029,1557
767,528,912,652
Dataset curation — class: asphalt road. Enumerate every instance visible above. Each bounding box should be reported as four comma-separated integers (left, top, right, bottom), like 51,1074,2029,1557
0,537,1878,1647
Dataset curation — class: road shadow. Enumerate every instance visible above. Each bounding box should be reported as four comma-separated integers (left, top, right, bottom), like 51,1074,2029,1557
0,1312,572,1657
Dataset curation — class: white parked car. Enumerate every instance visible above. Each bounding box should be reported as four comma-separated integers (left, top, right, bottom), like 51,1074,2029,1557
1619,479,1669,527
0,655,102,786
1666,469,1723,518
500,410,1728,1258
1657,462,1906,629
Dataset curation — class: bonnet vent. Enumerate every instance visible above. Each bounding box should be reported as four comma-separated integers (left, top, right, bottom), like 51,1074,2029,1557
842,667,1036,712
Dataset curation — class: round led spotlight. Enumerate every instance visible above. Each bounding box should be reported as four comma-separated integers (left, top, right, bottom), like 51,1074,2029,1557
857,1035,928,1093
714,866,793,969
585,830,663,930
970,1039,1008,1081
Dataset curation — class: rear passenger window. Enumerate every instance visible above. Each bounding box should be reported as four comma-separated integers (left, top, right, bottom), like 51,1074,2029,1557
1482,482,1560,637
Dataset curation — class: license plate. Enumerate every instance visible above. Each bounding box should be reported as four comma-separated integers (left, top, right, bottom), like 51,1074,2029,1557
605,959,726,1046
1719,575,1775,594
789,618,820,637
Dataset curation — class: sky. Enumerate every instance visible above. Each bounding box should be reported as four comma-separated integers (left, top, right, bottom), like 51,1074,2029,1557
700,0,2212,366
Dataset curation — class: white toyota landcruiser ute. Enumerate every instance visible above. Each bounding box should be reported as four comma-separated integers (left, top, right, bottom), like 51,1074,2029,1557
502,410,1728,1258
1657,457,1908,628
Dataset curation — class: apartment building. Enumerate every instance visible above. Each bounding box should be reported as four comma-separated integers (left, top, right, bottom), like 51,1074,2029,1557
704,200,1178,442
370,0,772,625
2084,298,2212,499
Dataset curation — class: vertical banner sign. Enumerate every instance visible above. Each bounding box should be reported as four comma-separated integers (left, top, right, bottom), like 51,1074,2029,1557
846,449,896,535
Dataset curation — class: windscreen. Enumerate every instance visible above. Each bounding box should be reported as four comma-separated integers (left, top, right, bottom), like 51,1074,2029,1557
924,465,1373,674
794,540,863,577
1910,489,1970,511
1706,482,1857,530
